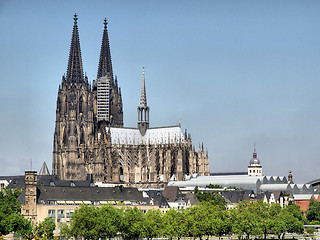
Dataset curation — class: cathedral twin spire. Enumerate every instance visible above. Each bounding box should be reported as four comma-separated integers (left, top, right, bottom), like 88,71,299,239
97,18,113,79
66,14,84,83
66,14,113,83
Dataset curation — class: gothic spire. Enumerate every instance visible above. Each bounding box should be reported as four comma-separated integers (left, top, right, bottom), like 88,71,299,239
97,18,113,79
66,13,84,83
140,67,147,107
137,68,149,136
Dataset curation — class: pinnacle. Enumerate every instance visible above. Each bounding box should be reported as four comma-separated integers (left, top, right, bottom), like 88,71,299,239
66,14,84,83
97,18,113,79
140,68,147,107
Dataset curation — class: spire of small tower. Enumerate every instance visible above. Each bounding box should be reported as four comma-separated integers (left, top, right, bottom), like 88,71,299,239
66,13,84,83
248,145,262,176
39,162,50,175
288,170,294,183
253,146,257,159
140,67,147,107
137,67,149,136
97,18,113,79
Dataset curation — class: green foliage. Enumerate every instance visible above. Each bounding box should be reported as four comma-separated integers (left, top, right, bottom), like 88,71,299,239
194,186,227,209
229,201,304,240
306,198,320,223
161,208,186,240
58,222,71,239
37,217,56,239
16,218,35,240
119,207,144,240
0,188,25,236
17,217,55,240
69,205,101,239
69,204,122,240
65,200,307,240
305,226,315,235
98,205,121,239
141,209,163,239
206,184,223,189
230,201,262,239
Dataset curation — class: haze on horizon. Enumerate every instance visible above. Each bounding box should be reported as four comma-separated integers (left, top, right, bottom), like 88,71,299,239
0,0,319,184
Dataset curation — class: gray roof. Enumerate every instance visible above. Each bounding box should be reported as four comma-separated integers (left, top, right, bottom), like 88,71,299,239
168,175,296,194
145,190,169,208
162,186,185,202
185,193,199,205
169,175,263,193
221,190,255,203
37,185,144,203
260,183,317,194
7,175,94,190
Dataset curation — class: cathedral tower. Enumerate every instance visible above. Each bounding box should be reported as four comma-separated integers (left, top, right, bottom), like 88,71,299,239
94,18,123,127
52,14,95,180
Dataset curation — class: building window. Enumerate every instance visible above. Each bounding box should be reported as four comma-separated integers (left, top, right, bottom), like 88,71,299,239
57,209,65,223
66,209,74,222
66,209,74,218
48,209,56,220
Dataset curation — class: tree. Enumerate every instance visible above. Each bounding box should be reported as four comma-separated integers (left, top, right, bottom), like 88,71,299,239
230,201,262,239
0,188,25,236
37,217,56,239
98,205,121,240
141,209,163,239
194,187,226,209
15,218,35,240
119,207,144,240
186,202,230,240
161,208,186,240
281,204,304,239
58,222,71,239
306,198,320,223
268,204,286,240
69,205,101,240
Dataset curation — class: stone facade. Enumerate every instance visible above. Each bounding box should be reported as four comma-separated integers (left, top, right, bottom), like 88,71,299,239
52,15,209,186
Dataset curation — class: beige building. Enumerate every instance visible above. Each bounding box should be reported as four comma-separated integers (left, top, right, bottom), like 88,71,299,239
20,171,161,234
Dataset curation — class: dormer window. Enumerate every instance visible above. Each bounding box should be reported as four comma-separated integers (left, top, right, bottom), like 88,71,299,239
50,181,55,186
70,182,76,187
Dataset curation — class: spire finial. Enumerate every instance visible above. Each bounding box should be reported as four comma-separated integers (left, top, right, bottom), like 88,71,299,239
139,67,147,106
66,13,84,83
97,17,113,79
253,144,257,158
74,13,78,24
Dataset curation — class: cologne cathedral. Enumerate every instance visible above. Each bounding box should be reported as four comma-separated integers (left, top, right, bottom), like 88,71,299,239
52,15,210,187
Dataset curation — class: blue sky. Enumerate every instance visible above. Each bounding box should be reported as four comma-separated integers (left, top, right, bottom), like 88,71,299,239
0,0,320,183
